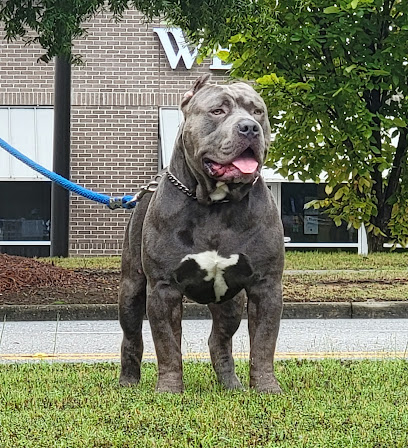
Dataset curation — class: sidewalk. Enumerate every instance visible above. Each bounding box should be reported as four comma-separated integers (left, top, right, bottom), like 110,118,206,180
1,301,408,322
1,319,407,363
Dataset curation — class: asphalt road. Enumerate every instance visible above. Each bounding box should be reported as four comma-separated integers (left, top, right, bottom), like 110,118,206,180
1,319,407,362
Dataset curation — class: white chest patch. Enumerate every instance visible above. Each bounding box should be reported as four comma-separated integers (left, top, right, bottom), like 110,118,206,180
209,182,229,202
181,251,239,302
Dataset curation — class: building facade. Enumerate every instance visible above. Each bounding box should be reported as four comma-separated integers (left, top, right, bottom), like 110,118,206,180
0,9,361,257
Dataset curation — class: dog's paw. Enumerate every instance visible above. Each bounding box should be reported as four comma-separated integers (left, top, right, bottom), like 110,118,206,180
119,374,140,387
218,374,245,391
155,381,184,394
250,375,283,394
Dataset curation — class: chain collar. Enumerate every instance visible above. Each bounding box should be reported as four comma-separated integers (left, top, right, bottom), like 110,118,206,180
166,171,197,200
166,171,229,203
166,171,259,204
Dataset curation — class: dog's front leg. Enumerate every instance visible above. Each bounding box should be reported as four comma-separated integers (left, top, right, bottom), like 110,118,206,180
247,278,283,393
208,292,246,390
146,281,184,393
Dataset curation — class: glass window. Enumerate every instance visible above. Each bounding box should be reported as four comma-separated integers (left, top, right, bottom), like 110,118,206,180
281,182,357,244
0,107,53,179
0,181,51,242
159,107,183,169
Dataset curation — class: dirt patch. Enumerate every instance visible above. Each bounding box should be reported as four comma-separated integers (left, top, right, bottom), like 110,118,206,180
0,254,119,306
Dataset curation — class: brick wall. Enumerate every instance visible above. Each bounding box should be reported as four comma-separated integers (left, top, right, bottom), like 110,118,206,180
0,9,228,256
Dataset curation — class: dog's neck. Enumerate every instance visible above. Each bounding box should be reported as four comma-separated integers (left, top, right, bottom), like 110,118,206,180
168,141,254,205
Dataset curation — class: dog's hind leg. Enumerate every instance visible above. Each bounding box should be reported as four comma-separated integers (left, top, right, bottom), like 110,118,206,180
208,291,246,390
118,203,149,387
118,271,146,387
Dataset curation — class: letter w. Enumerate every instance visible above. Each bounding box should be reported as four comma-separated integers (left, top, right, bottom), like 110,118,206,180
153,28,198,69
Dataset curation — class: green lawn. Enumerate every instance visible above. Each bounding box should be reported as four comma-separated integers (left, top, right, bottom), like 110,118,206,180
284,269,408,302
1,360,408,447
44,251,408,272
284,251,408,271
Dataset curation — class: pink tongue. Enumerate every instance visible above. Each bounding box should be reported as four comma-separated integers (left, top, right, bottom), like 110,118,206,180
231,156,259,174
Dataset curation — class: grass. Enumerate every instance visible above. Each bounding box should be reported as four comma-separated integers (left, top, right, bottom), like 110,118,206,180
284,251,408,271
43,251,408,272
284,269,408,302
1,360,407,447
44,256,122,270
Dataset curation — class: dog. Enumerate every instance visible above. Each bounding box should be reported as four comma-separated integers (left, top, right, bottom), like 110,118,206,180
119,75,284,393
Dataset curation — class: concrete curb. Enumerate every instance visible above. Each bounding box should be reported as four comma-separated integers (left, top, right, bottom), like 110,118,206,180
1,301,408,321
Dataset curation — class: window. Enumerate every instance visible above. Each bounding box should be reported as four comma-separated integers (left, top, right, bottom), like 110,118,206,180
0,108,53,256
281,183,357,244
0,107,53,179
159,107,183,169
0,181,51,241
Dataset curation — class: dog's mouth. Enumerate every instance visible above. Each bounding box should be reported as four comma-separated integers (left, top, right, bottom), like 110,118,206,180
203,147,259,180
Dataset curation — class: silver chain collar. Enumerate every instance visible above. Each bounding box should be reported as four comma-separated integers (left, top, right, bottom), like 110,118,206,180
166,171,197,200
166,171,259,203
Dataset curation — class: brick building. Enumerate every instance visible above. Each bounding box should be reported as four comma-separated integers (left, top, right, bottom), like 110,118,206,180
0,9,362,257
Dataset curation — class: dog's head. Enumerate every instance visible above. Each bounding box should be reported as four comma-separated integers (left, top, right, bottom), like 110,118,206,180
172,75,271,204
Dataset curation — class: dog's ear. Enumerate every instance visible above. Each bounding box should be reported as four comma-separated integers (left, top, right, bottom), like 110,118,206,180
181,74,211,110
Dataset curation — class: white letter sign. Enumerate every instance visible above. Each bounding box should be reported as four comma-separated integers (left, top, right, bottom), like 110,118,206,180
153,27,232,71
153,28,198,69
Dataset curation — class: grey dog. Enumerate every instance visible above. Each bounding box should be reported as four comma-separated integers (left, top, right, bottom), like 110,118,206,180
119,75,284,393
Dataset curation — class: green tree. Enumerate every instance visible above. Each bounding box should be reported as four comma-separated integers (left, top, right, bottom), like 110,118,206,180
169,0,408,252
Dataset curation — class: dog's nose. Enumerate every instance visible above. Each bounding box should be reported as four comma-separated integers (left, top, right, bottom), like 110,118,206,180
237,119,260,137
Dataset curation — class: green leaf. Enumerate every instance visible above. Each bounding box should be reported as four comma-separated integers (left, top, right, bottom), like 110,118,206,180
304,199,318,209
345,64,357,73
288,82,311,92
371,69,390,76
232,58,244,68
216,50,230,62
324,6,340,14
229,34,246,43
334,188,345,200
350,0,359,9
393,118,407,128
256,73,280,85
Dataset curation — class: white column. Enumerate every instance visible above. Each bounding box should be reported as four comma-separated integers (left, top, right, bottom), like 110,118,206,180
358,225,368,256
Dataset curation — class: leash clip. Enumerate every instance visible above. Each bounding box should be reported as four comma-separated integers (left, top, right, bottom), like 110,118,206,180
124,175,163,208
108,197,125,210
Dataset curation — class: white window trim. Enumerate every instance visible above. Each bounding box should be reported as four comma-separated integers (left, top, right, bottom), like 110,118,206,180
0,241,51,246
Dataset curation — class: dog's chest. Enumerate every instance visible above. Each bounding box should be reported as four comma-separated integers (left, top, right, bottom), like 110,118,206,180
172,204,255,253
173,250,253,304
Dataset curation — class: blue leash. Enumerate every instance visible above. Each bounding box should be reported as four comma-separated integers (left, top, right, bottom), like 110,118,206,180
0,137,151,209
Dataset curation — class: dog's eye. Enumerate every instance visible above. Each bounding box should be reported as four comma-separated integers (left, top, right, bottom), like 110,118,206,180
253,109,263,115
211,109,225,116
